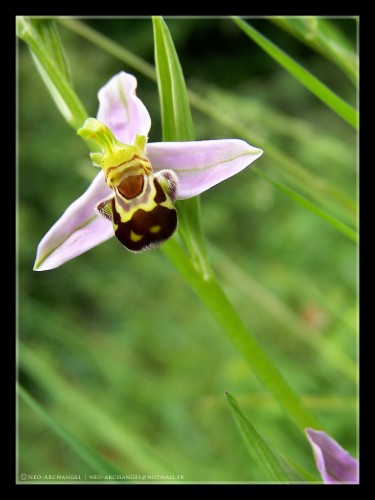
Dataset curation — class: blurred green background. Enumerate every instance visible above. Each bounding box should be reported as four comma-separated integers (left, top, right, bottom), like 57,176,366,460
18,17,357,483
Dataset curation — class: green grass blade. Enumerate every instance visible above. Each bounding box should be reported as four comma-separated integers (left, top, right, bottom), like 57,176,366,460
187,90,356,219
17,16,88,130
153,16,194,142
153,16,210,278
17,383,124,478
58,17,156,81
19,344,176,475
224,392,309,482
270,17,358,84
31,18,72,83
254,168,358,243
232,17,358,129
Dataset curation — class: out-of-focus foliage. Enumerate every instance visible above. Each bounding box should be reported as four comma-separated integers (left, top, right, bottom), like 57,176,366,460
18,17,357,483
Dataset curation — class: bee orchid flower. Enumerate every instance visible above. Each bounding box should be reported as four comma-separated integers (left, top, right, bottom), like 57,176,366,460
306,428,359,484
34,71,263,271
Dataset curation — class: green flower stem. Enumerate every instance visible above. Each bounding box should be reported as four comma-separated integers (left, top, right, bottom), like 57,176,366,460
176,198,212,280
154,14,320,432
232,17,358,130
162,238,321,430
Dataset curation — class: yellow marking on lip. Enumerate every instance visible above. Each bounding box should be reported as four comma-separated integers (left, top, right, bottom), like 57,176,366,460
149,225,161,233
130,230,143,242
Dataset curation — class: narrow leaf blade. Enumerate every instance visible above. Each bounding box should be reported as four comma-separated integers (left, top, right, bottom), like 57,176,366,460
225,392,308,482
254,168,358,243
17,16,88,130
270,17,358,84
17,383,124,478
32,18,72,82
153,16,210,278
153,16,195,142
232,17,358,129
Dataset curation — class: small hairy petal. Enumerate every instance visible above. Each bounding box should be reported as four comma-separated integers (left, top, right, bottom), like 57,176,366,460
97,72,151,145
34,171,113,271
305,429,359,484
147,139,263,199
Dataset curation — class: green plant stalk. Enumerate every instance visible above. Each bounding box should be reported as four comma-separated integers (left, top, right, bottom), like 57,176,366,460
58,18,357,229
176,199,212,279
232,17,358,129
162,238,321,430
152,15,348,430
17,383,124,478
